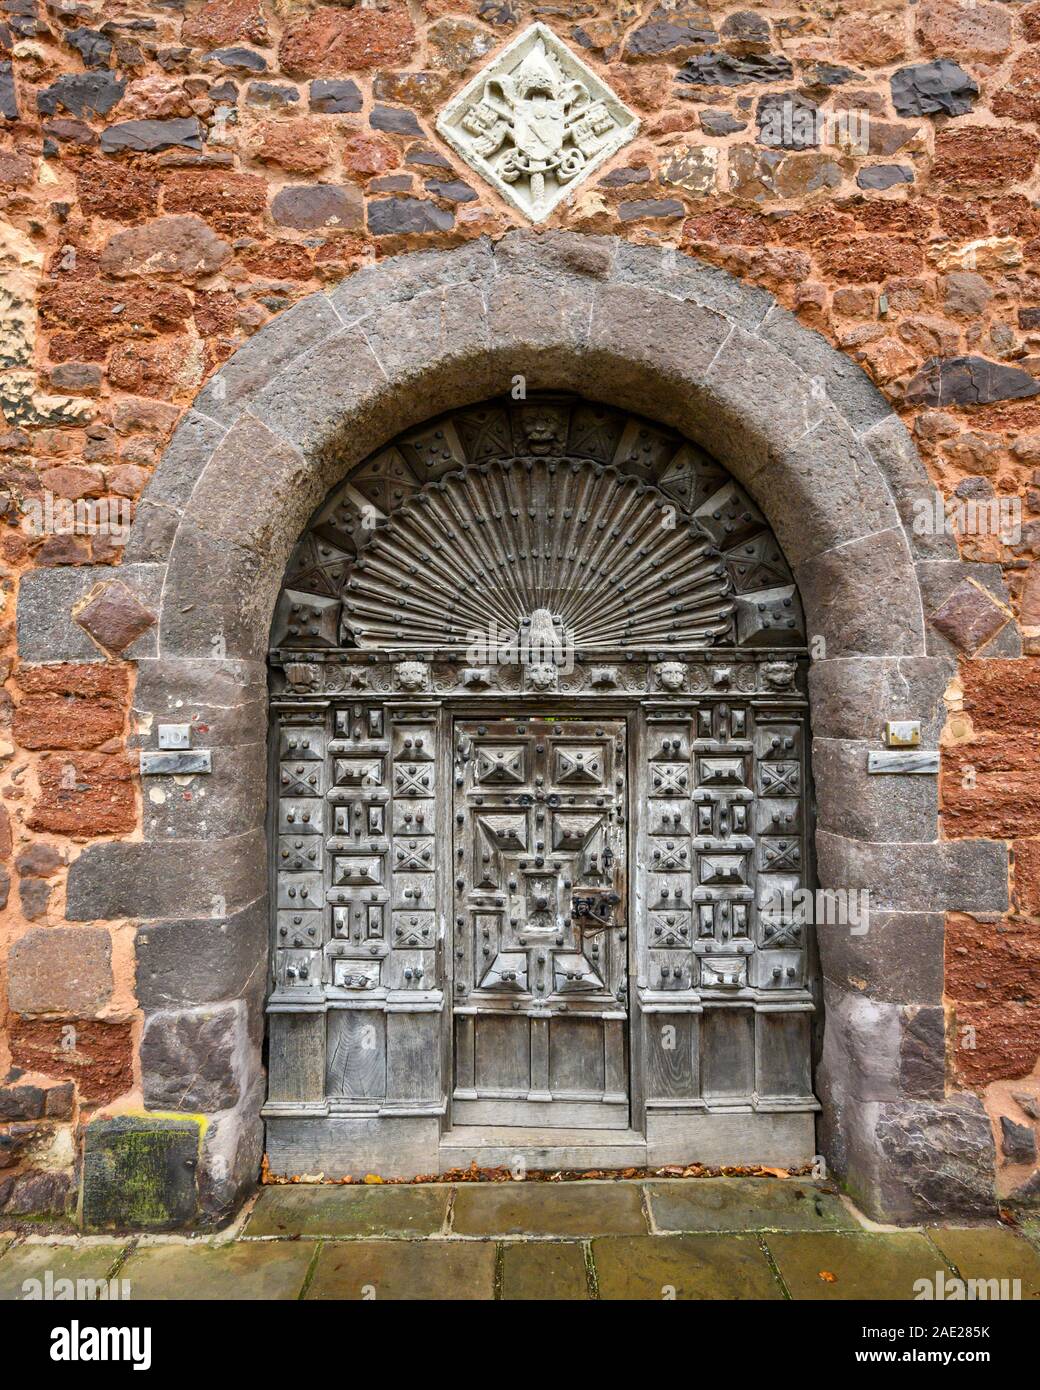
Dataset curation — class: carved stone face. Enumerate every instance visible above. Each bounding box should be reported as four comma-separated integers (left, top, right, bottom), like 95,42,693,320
520,409,565,454
284,662,320,693
655,661,687,692
762,660,797,691
526,662,558,690
395,660,429,691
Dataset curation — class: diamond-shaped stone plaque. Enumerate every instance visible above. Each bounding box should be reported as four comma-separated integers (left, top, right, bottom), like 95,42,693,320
74,579,156,655
436,22,640,223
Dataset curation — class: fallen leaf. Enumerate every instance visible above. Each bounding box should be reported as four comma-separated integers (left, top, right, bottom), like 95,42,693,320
363,1173,384,1184
818,1270,838,1283
758,1166,790,1178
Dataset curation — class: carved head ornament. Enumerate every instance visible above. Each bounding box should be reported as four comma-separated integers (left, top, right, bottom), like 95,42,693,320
761,660,798,691
655,660,687,692
394,660,429,691
526,663,559,690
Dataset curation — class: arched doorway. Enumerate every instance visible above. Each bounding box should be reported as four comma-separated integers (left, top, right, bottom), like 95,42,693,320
264,394,819,1176
64,231,1006,1222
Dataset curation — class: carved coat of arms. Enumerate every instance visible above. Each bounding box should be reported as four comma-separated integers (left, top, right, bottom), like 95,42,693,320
437,24,639,222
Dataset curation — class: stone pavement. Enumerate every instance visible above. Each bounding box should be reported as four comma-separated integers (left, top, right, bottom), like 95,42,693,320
2,1178,1039,1301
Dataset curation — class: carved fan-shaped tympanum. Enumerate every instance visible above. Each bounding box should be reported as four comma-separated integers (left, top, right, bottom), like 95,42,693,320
342,459,734,651
270,394,807,652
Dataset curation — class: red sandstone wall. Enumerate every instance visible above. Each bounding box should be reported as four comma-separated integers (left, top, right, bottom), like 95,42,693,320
1,0,1039,1214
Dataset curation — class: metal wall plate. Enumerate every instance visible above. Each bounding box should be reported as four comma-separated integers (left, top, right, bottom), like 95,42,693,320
140,750,212,775
868,749,939,774
884,720,921,748
157,723,191,749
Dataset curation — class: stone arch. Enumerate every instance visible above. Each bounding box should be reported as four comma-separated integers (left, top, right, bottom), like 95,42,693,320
61,230,1010,1223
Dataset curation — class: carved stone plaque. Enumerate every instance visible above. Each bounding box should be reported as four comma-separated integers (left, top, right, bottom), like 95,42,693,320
436,23,640,222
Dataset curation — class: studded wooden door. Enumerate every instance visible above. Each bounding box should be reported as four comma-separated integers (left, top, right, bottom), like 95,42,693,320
452,715,629,1129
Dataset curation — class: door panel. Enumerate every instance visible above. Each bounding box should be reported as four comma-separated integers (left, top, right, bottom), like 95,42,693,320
452,716,629,1129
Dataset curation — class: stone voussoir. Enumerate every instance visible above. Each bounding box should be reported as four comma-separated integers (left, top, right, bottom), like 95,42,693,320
794,529,925,658
157,517,287,660
862,413,961,562
758,302,897,436
612,238,773,331
124,408,229,552
329,235,495,327
194,293,344,427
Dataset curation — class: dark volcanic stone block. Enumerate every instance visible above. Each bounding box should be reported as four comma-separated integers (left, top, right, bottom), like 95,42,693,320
905,355,1040,408
100,118,204,154
81,1115,201,1230
37,72,125,118
677,51,793,87
891,60,978,119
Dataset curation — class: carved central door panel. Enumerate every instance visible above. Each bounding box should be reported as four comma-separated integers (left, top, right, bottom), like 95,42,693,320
452,716,629,1128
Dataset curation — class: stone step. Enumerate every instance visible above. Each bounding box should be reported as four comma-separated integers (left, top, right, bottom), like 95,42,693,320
439,1126,647,1172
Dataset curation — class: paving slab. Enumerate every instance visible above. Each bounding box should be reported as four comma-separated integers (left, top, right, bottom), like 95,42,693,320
305,1239,497,1300
766,1231,943,1300
121,1240,316,1300
646,1178,856,1233
592,1234,783,1299
926,1226,1040,1299
451,1181,648,1237
245,1184,450,1238
500,1240,590,1300
0,1242,127,1301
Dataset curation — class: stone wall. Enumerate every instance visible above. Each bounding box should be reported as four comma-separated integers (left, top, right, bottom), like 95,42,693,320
1,0,1039,1222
